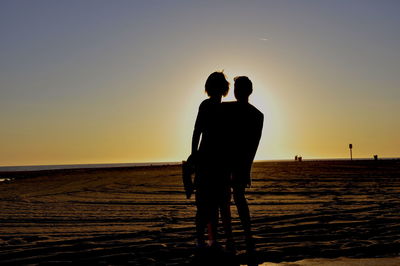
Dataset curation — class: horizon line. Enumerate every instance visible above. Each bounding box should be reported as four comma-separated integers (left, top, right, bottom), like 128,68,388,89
1,157,400,172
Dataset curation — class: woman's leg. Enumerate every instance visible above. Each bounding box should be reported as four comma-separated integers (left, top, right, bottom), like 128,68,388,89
195,189,207,247
219,187,233,243
207,204,218,245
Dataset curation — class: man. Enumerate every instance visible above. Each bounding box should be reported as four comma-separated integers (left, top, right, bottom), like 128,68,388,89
223,76,264,253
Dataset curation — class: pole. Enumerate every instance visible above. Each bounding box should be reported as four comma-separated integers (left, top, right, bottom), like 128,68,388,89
349,144,353,161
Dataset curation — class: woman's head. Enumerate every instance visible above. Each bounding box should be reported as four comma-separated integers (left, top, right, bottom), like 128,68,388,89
205,71,230,97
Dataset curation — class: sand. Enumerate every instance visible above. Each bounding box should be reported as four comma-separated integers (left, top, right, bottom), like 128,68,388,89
261,257,400,266
0,160,399,265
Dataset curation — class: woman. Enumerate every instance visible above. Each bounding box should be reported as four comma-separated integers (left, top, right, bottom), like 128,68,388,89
191,71,233,249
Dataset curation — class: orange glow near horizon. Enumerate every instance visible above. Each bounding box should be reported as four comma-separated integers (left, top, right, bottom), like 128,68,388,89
1,61,400,167
1,59,399,167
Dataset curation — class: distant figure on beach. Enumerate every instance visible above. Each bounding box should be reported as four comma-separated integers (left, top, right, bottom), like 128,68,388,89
222,76,264,253
191,72,233,249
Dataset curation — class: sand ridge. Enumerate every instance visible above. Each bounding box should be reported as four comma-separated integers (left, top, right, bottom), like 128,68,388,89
0,160,399,265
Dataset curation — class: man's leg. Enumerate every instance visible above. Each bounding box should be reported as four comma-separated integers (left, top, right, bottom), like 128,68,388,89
233,186,254,251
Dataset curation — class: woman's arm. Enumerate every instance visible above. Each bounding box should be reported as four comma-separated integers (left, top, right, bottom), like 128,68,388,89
191,128,201,155
191,103,204,156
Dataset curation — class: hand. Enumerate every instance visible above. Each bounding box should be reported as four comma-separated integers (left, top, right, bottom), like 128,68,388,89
246,179,251,188
188,151,198,164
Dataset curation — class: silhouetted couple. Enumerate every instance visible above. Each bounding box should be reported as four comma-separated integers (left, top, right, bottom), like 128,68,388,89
191,72,263,254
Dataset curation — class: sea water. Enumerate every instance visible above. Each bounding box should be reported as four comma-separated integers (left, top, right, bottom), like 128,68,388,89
0,162,180,172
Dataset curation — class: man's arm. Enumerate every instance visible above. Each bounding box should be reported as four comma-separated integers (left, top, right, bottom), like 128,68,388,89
245,112,264,187
252,113,264,156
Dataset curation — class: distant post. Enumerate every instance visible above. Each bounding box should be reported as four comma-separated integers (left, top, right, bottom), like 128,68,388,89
349,144,353,161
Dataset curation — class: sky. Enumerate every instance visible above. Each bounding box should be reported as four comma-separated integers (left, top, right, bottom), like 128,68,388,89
0,0,399,166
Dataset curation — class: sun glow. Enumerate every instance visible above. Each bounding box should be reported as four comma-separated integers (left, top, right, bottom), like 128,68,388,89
176,67,288,161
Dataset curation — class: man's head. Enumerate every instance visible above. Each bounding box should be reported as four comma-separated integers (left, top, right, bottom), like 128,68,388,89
234,76,253,102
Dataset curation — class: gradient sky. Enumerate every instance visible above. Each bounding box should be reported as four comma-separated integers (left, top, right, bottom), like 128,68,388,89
1,0,399,166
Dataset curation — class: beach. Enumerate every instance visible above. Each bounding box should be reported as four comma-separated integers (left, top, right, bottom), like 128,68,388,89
0,160,399,265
